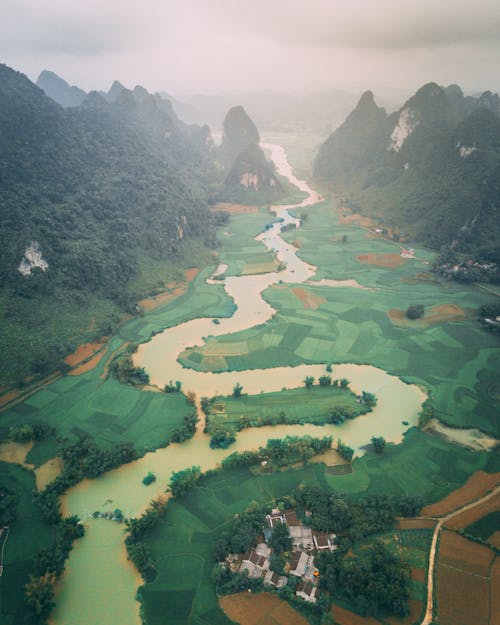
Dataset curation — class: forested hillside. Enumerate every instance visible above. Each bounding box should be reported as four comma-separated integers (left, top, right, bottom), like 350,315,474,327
314,83,500,270
0,64,220,384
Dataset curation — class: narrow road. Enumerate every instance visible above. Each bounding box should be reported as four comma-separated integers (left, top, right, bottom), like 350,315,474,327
420,484,500,625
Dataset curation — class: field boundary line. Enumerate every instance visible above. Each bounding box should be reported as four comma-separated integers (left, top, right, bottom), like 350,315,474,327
420,484,500,625
437,562,490,580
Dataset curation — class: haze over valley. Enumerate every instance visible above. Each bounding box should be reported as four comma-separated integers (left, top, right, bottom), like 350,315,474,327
0,3,499,625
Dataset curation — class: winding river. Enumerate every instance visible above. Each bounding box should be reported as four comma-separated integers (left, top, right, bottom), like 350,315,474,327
52,144,425,625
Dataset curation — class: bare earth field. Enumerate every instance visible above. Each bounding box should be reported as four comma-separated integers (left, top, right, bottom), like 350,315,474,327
435,530,497,625
357,253,406,268
64,341,106,367
422,471,500,516
292,287,327,309
330,604,381,625
68,348,108,375
396,517,438,531
444,491,500,529
387,304,467,328
220,592,309,625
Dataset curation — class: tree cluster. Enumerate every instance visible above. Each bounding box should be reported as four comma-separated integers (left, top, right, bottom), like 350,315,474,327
317,540,410,617
168,466,201,497
34,437,138,523
221,435,333,470
170,412,198,443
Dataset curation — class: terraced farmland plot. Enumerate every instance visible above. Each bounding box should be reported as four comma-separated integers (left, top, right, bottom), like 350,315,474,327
435,530,497,625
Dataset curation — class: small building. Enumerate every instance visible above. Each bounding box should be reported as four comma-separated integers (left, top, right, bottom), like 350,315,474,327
289,525,313,550
313,531,336,552
239,549,269,579
255,542,271,558
264,570,288,588
266,510,286,527
225,553,240,572
296,580,317,603
289,551,315,578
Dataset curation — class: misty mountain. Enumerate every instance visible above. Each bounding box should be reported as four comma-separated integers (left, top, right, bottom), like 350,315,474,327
219,105,281,201
0,63,219,383
314,82,500,265
36,69,87,107
175,89,368,135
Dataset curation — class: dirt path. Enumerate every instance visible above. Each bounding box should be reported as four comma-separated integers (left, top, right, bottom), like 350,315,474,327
420,484,500,625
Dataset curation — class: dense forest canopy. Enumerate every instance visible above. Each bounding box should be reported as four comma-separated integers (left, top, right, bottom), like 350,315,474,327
0,64,221,383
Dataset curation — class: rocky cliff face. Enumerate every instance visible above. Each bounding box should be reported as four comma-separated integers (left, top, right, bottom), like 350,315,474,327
314,83,500,263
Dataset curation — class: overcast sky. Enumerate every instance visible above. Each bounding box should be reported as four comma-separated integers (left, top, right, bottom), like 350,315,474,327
2,0,500,97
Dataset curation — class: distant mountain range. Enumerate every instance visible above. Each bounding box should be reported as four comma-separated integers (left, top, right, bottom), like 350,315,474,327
314,83,500,266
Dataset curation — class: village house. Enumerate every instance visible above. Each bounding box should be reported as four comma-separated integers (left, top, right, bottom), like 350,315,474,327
239,549,269,579
289,551,316,579
266,509,286,527
312,530,337,552
289,525,314,550
264,570,288,588
296,579,318,603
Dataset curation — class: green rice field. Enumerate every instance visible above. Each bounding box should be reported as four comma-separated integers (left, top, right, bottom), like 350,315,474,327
205,384,367,430
0,462,53,625
181,200,500,436
0,267,236,457
216,208,280,277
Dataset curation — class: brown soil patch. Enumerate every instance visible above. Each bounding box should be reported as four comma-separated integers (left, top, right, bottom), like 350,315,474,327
312,448,347,467
138,269,198,312
0,390,20,408
357,253,405,268
396,517,438,531
64,342,105,367
185,267,199,282
445,491,500,529
35,457,63,490
0,440,33,466
439,530,495,577
436,563,490,625
489,532,500,549
435,531,496,625
220,592,309,625
338,210,376,230
424,303,467,324
423,471,500,516
330,604,381,625
211,203,259,214
138,285,186,311
292,287,326,310
68,348,108,376
411,567,426,583
388,303,467,328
